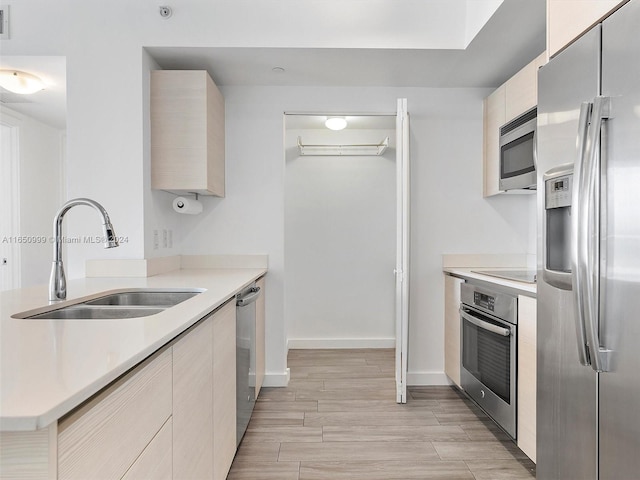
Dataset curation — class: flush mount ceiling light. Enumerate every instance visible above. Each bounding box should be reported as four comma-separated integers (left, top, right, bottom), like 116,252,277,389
0,70,45,94
325,117,347,131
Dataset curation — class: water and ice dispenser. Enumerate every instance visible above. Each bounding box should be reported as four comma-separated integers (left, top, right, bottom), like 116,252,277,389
543,165,574,290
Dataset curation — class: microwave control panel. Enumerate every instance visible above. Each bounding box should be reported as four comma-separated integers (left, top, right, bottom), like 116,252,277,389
545,173,573,209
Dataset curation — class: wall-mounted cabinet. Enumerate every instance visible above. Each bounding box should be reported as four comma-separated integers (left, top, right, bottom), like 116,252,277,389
151,70,225,196
547,0,627,58
482,52,546,197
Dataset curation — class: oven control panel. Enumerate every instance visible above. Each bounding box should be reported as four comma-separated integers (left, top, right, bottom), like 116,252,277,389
460,282,517,325
474,291,495,312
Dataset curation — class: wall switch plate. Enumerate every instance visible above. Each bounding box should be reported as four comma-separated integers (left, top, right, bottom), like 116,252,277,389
168,229,173,248
0,6,9,40
153,229,159,250
162,229,167,248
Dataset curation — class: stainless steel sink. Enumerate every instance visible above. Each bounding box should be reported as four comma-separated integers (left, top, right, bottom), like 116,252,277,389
84,291,200,307
27,306,165,320
13,288,204,320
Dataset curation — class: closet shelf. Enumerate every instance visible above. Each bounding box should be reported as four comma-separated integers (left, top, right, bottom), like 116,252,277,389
297,136,389,156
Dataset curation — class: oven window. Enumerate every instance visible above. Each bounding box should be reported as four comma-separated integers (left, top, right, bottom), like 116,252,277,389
501,131,535,178
462,315,512,403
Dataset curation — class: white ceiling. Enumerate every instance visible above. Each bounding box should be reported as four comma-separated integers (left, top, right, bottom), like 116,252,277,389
148,0,545,88
0,0,545,130
285,114,396,130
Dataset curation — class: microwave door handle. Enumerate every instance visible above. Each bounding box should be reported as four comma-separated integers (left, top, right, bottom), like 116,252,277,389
572,101,592,367
460,309,511,337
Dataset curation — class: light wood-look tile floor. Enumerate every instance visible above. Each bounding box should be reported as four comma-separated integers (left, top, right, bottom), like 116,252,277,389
229,349,536,480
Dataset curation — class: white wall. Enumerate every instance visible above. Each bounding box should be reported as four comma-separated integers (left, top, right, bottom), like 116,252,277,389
179,85,533,383
0,106,64,288
285,128,396,347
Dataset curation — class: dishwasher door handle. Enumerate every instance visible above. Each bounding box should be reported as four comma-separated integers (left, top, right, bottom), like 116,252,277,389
460,309,511,337
236,287,261,307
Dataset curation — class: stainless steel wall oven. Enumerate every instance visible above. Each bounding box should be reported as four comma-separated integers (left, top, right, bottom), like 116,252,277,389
460,282,517,439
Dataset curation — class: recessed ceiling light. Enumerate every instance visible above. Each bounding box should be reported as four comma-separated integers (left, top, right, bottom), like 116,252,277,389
272,66,285,73
325,117,347,130
0,70,45,94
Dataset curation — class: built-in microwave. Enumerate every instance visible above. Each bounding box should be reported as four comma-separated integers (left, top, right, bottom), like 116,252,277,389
499,107,537,191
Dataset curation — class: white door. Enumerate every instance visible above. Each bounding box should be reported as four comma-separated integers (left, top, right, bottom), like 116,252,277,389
0,121,20,291
395,98,410,403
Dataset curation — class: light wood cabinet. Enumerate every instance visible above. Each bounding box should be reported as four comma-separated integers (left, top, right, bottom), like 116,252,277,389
517,294,537,463
444,275,464,387
151,70,225,196
173,315,214,479
505,52,547,122
482,52,546,197
3,294,244,480
547,0,627,57
255,276,266,398
57,348,172,480
173,298,237,480
483,85,506,197
121,418,172,480
212,300,237,480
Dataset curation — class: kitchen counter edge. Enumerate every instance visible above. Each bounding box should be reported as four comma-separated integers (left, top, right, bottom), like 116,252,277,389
0,268,266,432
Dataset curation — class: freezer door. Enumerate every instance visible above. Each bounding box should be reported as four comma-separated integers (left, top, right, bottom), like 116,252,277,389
599,1,640,477
536,26,600,480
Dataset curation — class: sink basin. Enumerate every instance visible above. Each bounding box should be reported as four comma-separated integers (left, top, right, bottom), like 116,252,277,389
12,288,204,320
84,291,200,307
27,306,165,320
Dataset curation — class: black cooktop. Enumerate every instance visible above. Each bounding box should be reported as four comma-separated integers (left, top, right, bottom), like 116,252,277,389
472,269,537,284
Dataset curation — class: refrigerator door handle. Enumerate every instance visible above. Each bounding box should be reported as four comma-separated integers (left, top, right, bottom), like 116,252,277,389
583,95,612,373
572,101,592,366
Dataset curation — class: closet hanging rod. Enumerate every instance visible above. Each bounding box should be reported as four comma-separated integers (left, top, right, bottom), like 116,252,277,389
297,136,389,156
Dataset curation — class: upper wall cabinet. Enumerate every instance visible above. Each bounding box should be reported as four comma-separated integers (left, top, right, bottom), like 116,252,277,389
547,0,627,57
483,52,546,197
151,70,225,197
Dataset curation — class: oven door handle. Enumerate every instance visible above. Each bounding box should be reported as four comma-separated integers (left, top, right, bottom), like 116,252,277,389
460,309,511,337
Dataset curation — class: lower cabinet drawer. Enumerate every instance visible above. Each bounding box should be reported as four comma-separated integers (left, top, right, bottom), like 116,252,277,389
57,347,172,480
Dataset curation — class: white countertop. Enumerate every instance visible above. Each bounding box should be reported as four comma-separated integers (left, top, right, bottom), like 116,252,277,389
0,268,266,431
444,267,537,295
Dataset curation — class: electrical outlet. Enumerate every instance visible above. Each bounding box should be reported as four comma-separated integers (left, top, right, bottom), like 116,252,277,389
153,230,159,250
162,229,168,248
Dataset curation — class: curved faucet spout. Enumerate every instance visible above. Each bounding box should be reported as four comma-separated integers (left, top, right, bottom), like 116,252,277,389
50,198,119,301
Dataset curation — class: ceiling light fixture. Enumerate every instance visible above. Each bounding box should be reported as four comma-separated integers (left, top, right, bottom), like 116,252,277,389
325,117,347,131
0,70,45,94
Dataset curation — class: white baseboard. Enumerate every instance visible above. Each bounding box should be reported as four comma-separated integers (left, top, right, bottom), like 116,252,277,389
262,368,290,387
406,371,451,386
287,338,396,349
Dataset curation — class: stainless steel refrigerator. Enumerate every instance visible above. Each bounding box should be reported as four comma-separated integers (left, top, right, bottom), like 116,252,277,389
537,0,640,478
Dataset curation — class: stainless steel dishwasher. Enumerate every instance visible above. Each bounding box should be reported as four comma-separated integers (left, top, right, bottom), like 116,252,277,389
235,282,261,446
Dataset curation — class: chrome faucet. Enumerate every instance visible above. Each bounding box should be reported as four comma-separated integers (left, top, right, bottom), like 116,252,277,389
49,198,119,301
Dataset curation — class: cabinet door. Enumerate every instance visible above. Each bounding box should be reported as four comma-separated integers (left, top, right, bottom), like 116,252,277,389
122,418,172,480
255,276,266,398
517,295,537,462
483,85,506,197
547,0,626,57
213,300,237,480
444,275,464,387
151,70,225,196
57,348,172,480
173,315,214,479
